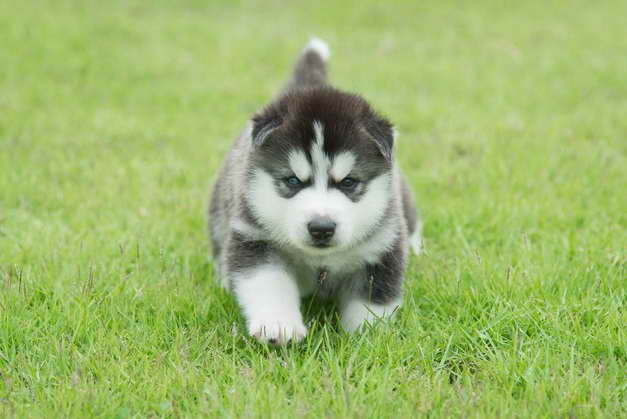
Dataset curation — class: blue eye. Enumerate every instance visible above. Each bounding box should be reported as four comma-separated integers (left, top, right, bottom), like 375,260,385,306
285,176,301,186
339,177,358,188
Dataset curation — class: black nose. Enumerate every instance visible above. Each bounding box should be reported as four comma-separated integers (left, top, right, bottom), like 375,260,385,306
307,217,336,243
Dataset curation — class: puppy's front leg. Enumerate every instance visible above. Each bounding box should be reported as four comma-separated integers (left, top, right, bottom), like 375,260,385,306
340,296,401,333
340,239,405,333
232,264,306,345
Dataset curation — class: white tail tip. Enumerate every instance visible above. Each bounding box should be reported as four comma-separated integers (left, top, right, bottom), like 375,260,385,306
303,37,331,62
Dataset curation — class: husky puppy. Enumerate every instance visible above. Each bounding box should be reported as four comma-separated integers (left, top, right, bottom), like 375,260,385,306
209,38,422,344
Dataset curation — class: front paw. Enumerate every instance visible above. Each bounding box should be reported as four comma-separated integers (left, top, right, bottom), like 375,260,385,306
248,315,307,345
340,299,401,333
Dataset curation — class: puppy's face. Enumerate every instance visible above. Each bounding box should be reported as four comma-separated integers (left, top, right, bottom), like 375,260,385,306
246,88,395,254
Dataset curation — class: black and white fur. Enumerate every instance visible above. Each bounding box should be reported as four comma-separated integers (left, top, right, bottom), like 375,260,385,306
209,38,422,344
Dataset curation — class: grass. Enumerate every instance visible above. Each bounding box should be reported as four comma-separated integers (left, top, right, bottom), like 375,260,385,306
1,0,625,417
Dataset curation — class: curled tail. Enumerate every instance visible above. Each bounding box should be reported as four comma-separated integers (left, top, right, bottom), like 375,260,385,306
285,37,330,91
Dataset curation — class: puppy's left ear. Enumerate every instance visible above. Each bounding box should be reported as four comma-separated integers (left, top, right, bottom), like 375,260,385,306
363,112,395,161
251,108,282,146
251,97,292,146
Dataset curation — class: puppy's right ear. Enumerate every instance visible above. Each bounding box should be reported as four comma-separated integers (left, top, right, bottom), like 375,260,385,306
251,105,283,146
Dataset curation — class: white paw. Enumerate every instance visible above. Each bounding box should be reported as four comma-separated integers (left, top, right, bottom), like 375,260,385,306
340,299,401,333
248,316,307,345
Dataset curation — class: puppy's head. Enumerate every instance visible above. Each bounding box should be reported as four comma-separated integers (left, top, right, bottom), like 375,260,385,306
246,87,395,254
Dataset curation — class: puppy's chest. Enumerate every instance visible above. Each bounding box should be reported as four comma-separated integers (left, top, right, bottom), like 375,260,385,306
287,258,361,299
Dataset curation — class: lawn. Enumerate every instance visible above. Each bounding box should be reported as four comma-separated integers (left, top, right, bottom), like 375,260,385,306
0,0,625,417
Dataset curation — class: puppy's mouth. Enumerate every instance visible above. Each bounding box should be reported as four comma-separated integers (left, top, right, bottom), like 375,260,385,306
305,240,337,252
311,242,332,249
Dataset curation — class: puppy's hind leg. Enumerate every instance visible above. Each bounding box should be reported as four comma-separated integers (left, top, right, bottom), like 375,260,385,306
409,218,424,255
400,175,424,255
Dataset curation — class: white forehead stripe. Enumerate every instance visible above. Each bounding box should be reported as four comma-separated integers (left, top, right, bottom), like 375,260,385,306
311,121,330,187
330,152,356,181
288,150,311,181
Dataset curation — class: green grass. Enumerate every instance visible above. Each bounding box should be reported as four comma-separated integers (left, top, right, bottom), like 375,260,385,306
1,0,625,417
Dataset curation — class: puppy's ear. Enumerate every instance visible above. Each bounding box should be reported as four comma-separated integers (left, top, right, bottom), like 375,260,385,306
251,104,284,146
363,112,395,161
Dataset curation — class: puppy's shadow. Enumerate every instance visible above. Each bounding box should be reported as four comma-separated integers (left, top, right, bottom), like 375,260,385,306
302,295,340,333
